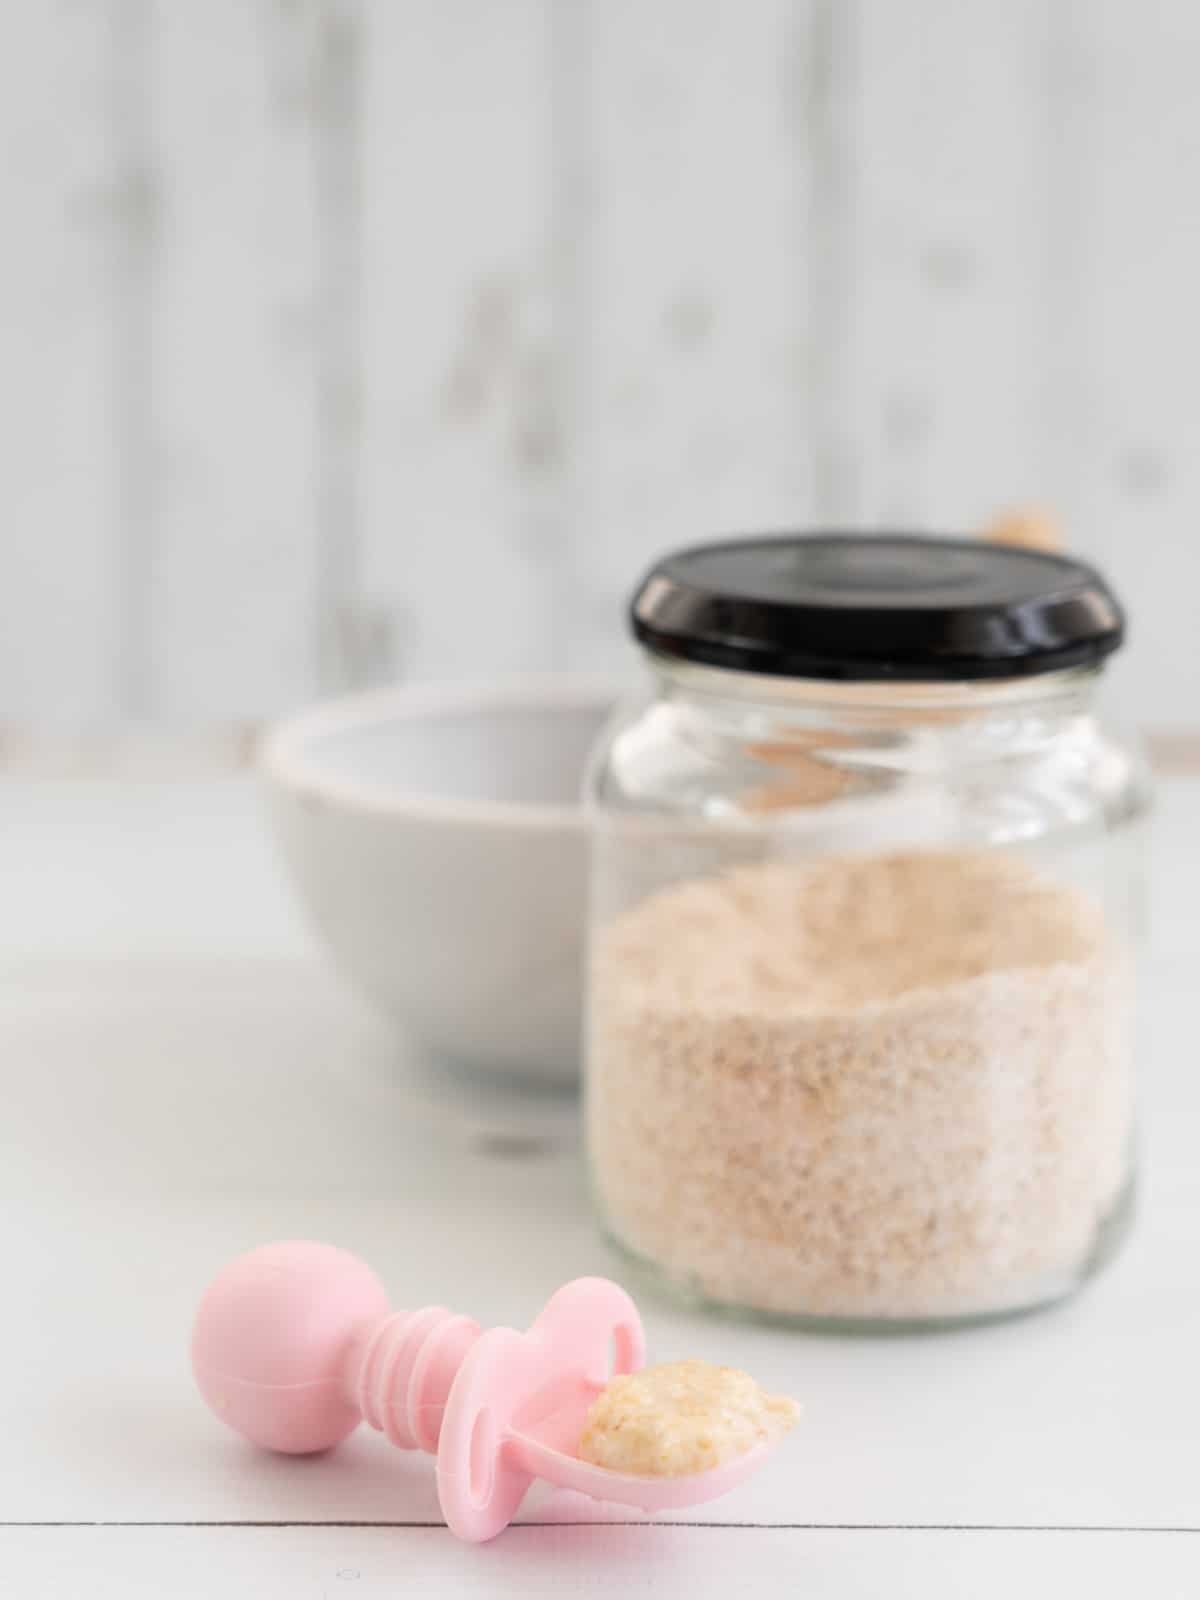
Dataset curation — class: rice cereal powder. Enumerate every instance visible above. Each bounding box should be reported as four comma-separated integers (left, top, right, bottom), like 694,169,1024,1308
578,1359,800,1477
588,849,1133,1321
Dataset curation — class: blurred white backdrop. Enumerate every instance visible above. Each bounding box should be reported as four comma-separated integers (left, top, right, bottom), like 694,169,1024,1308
1,0,1197,741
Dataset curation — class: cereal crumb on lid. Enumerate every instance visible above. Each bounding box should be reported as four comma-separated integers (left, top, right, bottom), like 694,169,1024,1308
979,507,1064,552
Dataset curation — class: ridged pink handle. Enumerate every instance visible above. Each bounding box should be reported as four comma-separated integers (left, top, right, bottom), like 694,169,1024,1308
352,1307,481,1453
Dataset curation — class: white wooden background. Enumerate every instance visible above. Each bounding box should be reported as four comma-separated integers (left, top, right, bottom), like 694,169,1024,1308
2,0,1198,739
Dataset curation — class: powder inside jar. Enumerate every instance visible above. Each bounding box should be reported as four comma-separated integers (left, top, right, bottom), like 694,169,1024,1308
578,1358,800,1477
589,849,1133,1322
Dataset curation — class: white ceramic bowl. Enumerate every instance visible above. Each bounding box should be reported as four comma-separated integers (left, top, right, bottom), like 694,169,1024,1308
261,679,617,1085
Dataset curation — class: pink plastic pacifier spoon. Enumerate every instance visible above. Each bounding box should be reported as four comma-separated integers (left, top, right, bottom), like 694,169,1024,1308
192,1241,780,1542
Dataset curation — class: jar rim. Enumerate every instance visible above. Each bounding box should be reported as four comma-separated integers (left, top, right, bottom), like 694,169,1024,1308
643,650,1103,715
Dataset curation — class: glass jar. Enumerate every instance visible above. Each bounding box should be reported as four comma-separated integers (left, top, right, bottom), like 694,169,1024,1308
585,535,1149,1331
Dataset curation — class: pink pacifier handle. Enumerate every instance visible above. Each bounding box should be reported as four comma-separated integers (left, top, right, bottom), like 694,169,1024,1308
192,1241,646,1542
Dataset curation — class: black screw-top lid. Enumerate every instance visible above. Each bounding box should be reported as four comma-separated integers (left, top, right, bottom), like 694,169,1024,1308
630,533,1125,682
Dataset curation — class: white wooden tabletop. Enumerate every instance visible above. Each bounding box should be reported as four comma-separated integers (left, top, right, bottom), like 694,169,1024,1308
1,776,1197,1597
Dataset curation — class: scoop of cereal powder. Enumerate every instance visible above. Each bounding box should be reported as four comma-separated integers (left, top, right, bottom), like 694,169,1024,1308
578,1359,800,1477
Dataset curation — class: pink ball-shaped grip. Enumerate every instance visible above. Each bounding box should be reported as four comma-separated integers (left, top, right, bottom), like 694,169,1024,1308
192,1241,390,1454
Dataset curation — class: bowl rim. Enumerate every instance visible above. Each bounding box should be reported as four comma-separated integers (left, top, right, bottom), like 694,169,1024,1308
259,675,624,830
